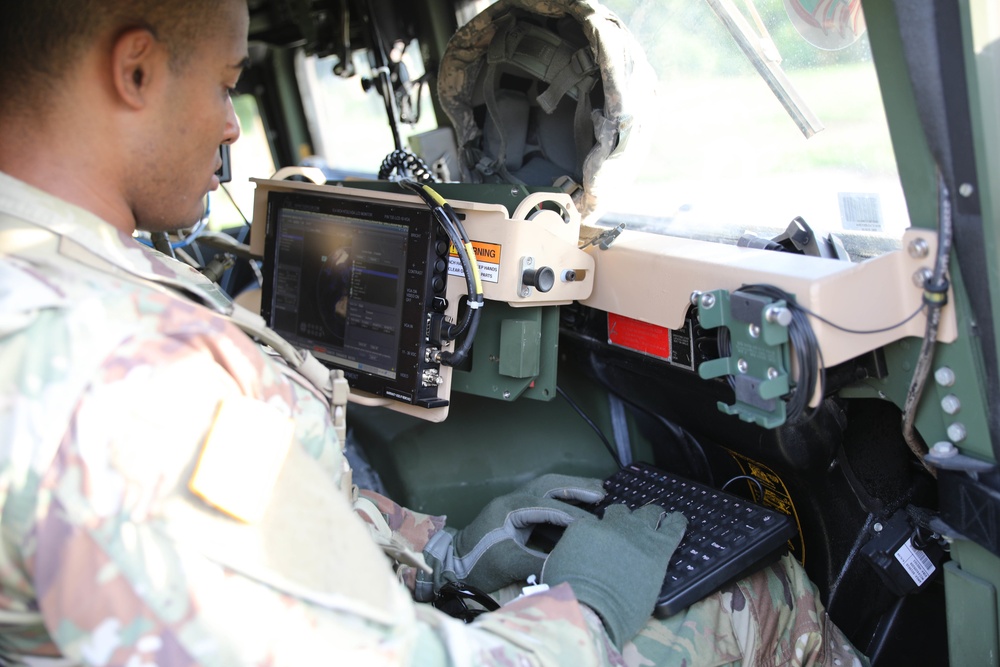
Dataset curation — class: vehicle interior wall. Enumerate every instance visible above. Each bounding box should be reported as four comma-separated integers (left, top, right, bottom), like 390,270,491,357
227,0,1000,664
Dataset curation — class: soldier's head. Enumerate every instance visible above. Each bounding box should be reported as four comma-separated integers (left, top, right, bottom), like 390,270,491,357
0,0,249,233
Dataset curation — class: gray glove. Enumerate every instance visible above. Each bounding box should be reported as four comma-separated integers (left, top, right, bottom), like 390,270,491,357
541,503,687,647
415,474,606,601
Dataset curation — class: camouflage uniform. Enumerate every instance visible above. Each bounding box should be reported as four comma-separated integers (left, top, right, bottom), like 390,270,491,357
0,171,867,666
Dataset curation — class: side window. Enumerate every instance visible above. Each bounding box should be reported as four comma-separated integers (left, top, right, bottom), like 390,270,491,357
296,41,439,177
209,94,276,230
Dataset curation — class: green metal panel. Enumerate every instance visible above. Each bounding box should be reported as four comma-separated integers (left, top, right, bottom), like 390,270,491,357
863,0,938,231
327,180,560,215
838,2,995,463
696,289,791,429
960,0,1000,457
499,318,541,379
350,366,630,527
450,303,559,402
945,553,1000,667
841,290,994,463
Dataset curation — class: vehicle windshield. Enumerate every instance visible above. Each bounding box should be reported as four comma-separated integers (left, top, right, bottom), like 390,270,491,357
596,0,907,260
298,0,906,261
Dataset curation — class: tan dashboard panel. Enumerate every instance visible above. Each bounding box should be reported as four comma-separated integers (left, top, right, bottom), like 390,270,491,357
580,227,957,368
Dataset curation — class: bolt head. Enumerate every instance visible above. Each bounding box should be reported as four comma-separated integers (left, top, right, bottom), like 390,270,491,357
908,238,929,259
737,358,748,374
931,441,958,457
959,183,974,197
765,306,792,326
700,293,716,309
947,422,968,443
913,267,932,288
940,394,961,415
748,323,761,338
934,366,956,387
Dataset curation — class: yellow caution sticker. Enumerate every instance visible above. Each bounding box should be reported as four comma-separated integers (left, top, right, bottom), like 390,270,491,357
449,241,501,284
725,449,805,564
189,397,294,524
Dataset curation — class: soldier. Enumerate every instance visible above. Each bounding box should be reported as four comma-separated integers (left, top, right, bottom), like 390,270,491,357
0,0,868,665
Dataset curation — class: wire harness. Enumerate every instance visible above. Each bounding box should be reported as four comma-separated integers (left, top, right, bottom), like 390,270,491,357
398,179,484,367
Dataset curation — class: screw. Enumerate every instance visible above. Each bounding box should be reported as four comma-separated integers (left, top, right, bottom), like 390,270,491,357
748,323,761,338
941,394,961,415
765,306,792,326
959,183,974,197
908,238,929,259
690,290,703,306
700,293,716,309
934,367,956,387
913,267,932,288
511,187,520,197
931,441,958,458
503,390,511,399
947,422,968,442
767,367,780,380
873,522,883,533
737,358,748,373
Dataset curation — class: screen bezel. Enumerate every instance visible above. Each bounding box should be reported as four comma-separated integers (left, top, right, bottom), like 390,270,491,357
260,188,448,406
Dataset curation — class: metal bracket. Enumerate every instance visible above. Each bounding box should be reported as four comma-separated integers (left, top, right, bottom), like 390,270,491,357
695,288,792,429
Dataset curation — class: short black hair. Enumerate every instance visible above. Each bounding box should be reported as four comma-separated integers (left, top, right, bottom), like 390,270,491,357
0,0,231,115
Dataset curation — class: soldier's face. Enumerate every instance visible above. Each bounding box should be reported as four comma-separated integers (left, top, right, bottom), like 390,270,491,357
133,0,248,232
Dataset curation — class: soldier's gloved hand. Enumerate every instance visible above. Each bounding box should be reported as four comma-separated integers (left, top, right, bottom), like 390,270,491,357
414,474,606,601
540,503,687,648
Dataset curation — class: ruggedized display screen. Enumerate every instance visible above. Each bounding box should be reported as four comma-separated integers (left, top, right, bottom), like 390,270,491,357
261,189,448,407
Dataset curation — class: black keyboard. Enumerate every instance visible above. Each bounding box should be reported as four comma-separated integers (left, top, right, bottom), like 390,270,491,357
595,462,797,618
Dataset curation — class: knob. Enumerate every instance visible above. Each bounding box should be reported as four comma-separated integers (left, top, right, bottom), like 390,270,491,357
522,266,555,293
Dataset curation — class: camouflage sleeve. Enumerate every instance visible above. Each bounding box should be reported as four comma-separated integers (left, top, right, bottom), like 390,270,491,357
356,488,447,591
19,313,625,667
622,555,869,667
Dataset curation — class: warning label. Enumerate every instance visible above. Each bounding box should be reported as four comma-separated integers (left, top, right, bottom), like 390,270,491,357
449,241,500,284
608,313,671,361
726,450,804,563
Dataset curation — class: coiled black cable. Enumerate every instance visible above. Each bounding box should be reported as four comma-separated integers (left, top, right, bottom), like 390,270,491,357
379,149,437,183
713,281,932,426
738,284,822,424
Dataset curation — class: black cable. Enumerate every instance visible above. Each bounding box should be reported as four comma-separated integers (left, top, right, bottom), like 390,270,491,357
738,284,823,424
398,179,484,367
362,0,402,151
221,182,251,226
379,149,437,183
716,282,934,426
721,474,765,501
793,301,927,335
557,385,623,469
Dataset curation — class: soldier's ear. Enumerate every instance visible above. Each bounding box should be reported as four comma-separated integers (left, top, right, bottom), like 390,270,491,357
111,28,164,110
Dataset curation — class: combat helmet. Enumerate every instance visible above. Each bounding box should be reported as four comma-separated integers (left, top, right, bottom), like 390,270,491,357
437,0,657,220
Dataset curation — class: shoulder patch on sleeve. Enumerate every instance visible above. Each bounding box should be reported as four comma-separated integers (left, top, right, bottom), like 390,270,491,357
189,397,294,523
